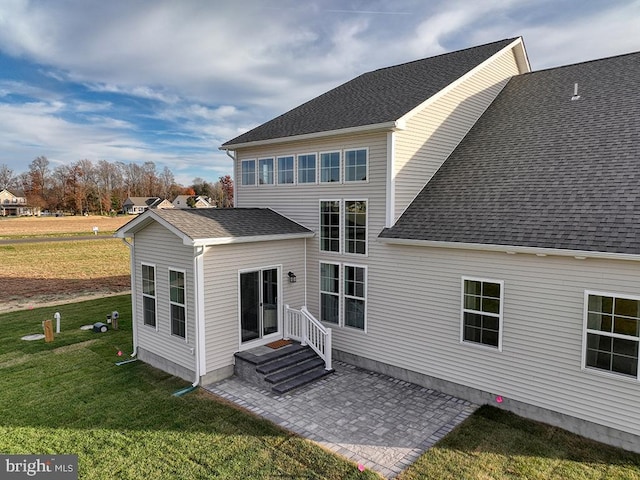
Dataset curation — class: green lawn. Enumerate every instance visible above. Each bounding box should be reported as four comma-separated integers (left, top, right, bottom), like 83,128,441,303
2,296,640,479
0,296,378,480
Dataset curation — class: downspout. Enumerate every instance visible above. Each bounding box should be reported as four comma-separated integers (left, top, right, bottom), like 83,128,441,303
224,149,237,207
191,245,207,387
121,237,138,357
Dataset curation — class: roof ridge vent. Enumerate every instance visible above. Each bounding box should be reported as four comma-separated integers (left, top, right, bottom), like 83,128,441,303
571,82,581,101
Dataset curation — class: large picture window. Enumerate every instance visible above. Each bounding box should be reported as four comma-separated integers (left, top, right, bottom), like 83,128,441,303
320,151,340,183
320,200,340,253
142,263,156,328
241,160,255,186
461,278,503,349
584,292,639,378
344,148,367,182
298,153,316,183
170,269,186,339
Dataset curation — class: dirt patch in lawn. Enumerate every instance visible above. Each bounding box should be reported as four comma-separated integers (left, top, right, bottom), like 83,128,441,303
0,217,134,314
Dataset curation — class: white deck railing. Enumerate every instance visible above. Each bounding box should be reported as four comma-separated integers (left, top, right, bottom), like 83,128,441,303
284,305,332,371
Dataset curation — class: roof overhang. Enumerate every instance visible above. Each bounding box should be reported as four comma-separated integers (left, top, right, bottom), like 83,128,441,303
219,121,402,151
378,236,640,262
115,210,315,246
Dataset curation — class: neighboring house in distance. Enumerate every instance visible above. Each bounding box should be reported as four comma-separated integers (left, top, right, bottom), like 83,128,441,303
172,195,213,209
0,189,38,216
122,197,168,214
116,37,640,453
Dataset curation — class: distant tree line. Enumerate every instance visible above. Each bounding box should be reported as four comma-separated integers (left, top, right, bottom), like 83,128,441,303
0,156,233,214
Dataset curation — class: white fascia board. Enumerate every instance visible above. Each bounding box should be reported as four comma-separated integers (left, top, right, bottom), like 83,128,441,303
397,37,530,126
117,210,194,244
377,236,640,262
189,232,315,247
219,121,401,151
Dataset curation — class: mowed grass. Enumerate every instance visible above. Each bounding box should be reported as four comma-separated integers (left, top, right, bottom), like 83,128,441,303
398,408,640,480
2,300,640,480
0,215,132,239
0,296,379,480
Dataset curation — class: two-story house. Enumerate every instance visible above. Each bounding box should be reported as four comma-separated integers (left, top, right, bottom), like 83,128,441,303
0,189,37,216
116,37,640,453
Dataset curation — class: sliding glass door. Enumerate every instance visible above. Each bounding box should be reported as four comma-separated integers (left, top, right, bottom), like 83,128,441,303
240,267,279,343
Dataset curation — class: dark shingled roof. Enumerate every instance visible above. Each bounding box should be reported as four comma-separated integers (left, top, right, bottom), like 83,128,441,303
380,51,640,255
151,208,312,240
222,38,517,147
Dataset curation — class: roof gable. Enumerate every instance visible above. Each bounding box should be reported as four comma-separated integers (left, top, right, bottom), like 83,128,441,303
380,51,640,255
222,38,520,148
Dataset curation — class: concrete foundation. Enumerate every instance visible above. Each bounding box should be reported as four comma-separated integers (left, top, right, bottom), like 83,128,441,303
334,349,640,454
138,347,195,382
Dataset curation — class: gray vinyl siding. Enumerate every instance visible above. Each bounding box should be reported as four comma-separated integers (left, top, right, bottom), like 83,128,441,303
133,222,196,371
393,47,521,222
345,244,640,437
202,239,307,375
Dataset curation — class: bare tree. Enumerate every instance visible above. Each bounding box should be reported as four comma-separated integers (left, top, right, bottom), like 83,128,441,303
0,164,15,191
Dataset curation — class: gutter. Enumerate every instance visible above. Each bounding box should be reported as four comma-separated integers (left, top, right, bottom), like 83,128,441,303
377,236,640,262
120,237,138,357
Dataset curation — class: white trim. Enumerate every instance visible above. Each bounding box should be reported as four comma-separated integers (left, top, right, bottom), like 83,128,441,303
191,232,314,247
377,237,640,262
168,267,188,341
460,276,504,352
582,290,640,381
343,147,369,183
141,262,158,331
386,131,395,228
219,121,401,150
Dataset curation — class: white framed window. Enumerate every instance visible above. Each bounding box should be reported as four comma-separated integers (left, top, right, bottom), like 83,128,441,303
320,151,341,183
583,291,639,379
258,157,274,185
241,160,256,186
277,156,294,184
344,264,366,330
319,262,367,331
344,148,368,182
461,277,503,350
141,263,157,329
169,269,186,339
298,153,317,184
320,200,340,253
320,262,340,325
344,200,367,255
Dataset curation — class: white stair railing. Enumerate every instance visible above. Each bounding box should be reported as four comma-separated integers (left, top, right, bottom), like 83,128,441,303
284,305,332,371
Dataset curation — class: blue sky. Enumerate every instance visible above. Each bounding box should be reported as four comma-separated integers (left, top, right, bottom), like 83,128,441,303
0,0,638,186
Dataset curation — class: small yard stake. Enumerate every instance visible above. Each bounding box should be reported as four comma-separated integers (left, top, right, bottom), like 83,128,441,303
43,319,54,343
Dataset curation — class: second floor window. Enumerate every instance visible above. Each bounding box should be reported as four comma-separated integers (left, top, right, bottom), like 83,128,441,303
277,156,294,184
345,148,367,181
258,158,274,184
298,153,317,183
320,200,340,253
320,152,340,183
241,160,255,186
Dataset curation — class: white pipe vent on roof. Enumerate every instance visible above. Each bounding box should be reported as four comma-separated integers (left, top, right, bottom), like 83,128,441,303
571,83,581,101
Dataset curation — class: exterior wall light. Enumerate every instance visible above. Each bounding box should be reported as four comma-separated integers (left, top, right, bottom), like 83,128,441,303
288,271,297,283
